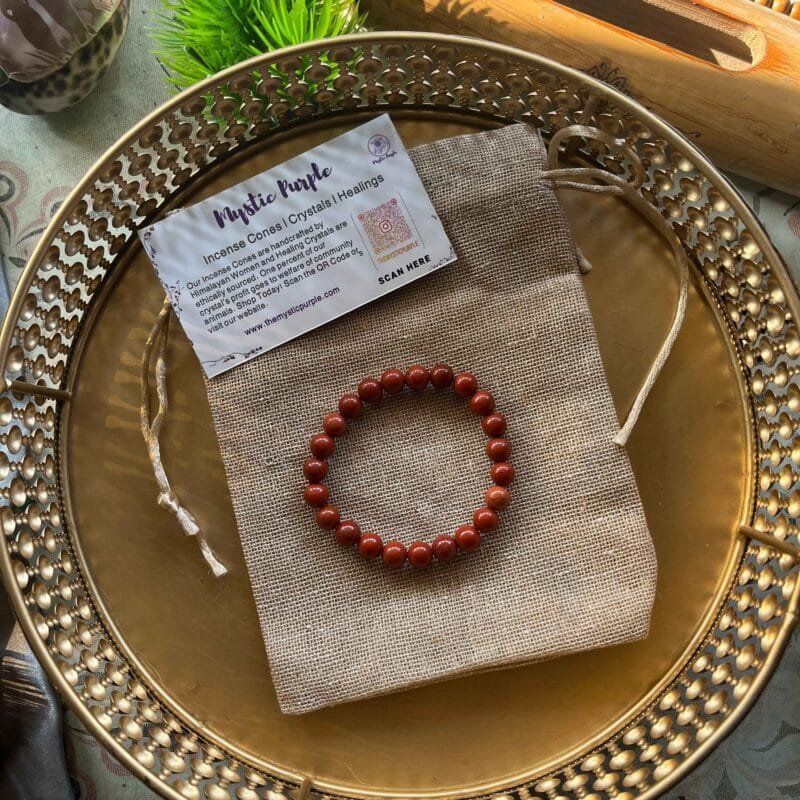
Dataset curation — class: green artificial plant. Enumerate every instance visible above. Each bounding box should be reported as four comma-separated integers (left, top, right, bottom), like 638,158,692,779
152,0,366,91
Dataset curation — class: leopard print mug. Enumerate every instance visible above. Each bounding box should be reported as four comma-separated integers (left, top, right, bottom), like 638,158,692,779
0,0,129,115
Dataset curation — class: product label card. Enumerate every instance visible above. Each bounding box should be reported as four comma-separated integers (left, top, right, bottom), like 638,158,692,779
139,115,456,378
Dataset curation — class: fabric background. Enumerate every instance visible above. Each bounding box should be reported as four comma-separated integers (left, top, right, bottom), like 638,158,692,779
207,124,656,714
0,0,798,794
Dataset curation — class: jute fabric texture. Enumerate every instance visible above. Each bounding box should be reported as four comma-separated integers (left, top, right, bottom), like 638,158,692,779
205,124,657,714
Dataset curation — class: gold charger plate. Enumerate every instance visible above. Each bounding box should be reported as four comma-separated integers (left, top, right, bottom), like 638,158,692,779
1,32,798,800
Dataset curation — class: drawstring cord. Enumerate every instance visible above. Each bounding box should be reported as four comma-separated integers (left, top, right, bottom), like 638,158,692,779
140,297,228,576
541,123,690,446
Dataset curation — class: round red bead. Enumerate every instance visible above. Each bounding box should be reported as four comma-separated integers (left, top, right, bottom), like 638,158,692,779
309,433,335,458
358,532,383,560
381,368,405,394
316,505,340,529
407,541,433,568
481,412,507,437
454,524,481,551
469,391,495,416
485,485,510,510
431,534,458,561
382,540,407,569
430,363,454,388
338,393,363,418
486,437,511,462
323,411,348,437
358,377,383,403
453,371,478,397
303,483,329,507
303,457,328,482
405,365,430,391
473,507,499,532
491,461,515,486
335,519,361,546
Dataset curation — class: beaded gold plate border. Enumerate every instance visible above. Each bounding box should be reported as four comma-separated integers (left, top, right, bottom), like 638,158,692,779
1,32,798,800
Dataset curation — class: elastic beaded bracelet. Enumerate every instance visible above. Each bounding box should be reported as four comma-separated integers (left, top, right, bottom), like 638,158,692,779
302,364,513,570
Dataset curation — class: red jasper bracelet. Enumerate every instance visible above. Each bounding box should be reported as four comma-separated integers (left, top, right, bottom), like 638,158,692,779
302,364,514,570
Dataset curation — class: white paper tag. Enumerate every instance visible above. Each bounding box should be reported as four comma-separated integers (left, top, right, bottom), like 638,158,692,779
138,115,456,378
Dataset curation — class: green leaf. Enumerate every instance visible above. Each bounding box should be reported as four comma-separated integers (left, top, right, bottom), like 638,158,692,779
149,0,367,92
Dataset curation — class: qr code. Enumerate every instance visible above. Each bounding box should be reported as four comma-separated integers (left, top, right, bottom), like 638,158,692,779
357,198,413,256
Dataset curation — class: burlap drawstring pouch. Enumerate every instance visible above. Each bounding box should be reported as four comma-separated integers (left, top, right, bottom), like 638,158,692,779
141,123,690,714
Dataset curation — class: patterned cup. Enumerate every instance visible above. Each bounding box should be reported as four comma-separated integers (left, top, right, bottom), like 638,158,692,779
0,0,129,115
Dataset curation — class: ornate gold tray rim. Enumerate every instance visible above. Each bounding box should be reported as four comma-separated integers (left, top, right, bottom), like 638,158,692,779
0,30,797,800
57,128,752,797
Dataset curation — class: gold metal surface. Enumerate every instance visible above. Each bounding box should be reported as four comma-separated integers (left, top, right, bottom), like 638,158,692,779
0,32,798,800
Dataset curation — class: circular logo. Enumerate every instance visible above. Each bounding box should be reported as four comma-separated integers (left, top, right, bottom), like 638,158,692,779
379,219,393,233
368,134,391,157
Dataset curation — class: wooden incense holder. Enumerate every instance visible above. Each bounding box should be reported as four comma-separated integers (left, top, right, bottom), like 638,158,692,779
365,0,800,193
